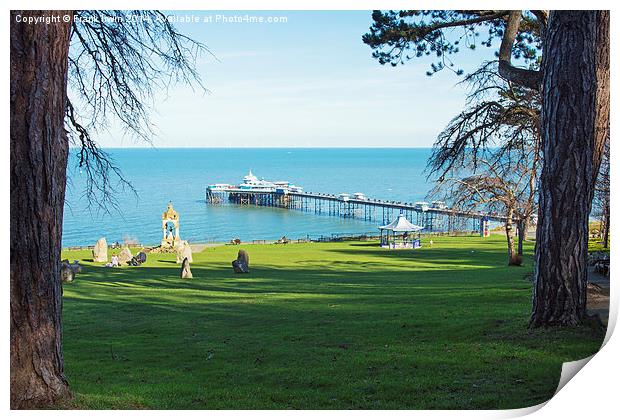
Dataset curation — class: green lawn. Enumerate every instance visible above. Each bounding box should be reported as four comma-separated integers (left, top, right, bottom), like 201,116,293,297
588,238,610,253
60,235,604,409
588,221,610,252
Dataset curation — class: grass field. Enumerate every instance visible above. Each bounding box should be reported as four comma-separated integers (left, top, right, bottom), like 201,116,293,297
588,238,610,253
60,235,604,409
588,221,610,252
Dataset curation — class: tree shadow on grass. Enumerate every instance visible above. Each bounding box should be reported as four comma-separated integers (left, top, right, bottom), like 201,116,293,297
60,241,603,409
325,246,531,267
157,259,179,265
346,242,382,247
67,261,534,304
61,266,605,410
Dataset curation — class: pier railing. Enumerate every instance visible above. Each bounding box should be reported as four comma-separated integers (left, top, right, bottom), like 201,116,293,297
206,187,514,234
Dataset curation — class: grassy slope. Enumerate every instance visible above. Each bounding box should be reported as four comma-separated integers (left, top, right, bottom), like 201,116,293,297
61,235,603,409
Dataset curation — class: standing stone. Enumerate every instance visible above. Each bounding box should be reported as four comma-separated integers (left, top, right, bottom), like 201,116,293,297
232,260,248,273
180,257,193,279
118,247,133,265
61,266,74,283
60,260,75,283
232,250,250,274
92,237,108,262
182,243,193,263
237,249,249,268
175,244,183,263
176,240,193,264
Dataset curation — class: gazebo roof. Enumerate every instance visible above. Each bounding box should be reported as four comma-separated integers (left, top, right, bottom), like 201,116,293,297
379,214,424,232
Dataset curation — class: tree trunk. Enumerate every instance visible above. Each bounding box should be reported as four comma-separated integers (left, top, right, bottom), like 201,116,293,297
517,219,528,256
505,208,519,265
10,10,73,408
603,199,610,249
530,11,610,328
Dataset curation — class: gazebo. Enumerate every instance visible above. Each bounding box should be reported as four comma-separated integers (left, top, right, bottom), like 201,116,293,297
379,214,424,249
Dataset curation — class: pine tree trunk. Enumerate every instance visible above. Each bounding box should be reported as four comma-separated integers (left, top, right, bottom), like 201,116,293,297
530,11,610,328
10,11,73,408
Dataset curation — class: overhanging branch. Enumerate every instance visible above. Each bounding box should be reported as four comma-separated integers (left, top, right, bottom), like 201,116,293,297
498,11,541,90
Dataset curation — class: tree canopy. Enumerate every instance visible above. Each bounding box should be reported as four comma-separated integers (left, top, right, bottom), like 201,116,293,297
363,10,544,89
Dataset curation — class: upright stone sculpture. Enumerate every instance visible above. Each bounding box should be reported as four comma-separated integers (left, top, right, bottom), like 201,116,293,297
92,237,108,262
161,201,181,249
232,250,250,274
237,249,249,268
118,247,133,265
175,240,193,264
180,257,193,279
175,242,184,263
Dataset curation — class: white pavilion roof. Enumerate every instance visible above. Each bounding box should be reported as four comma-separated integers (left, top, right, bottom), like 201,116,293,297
379,214,424,232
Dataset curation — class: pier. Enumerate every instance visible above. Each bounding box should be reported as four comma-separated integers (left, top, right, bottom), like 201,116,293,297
206,174,514,234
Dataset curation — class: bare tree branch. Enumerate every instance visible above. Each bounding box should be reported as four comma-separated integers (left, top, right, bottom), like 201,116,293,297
65,10,211,212
427,62,540,180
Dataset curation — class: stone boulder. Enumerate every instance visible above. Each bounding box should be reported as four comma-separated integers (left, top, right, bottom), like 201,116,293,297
595,261,610,276
92,237,108,262
176,240,193,264
232,250,250,274
61,265,75,283
237,249,249,267
180,257,193,279
118,247,133,265
135,252,147,264
61,259,81,283
69,259,82,273
128,251,147,266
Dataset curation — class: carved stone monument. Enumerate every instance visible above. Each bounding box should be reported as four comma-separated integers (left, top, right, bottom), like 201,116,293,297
161,201,181,249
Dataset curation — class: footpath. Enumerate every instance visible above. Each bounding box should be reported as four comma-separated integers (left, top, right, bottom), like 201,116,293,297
587,266,610,326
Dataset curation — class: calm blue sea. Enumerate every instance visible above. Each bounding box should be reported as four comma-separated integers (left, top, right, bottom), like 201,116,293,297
62,148,435,246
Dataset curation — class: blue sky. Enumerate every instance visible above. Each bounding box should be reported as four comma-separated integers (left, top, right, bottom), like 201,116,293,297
95,10,499,148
